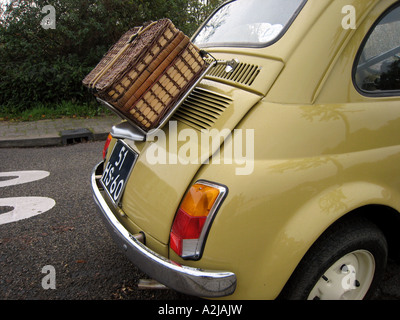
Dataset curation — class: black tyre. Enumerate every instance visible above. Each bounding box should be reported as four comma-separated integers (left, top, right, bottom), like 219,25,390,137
279,216,388,300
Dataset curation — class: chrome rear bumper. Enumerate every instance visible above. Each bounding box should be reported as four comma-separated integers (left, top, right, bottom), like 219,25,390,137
91,162,236,298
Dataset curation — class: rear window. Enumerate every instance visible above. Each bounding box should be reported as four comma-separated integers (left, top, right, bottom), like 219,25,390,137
193,0,306,48
354,3,400,95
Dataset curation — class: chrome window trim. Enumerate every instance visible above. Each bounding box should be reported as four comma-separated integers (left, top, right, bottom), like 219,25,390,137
192,0,308,49
352,2,400,97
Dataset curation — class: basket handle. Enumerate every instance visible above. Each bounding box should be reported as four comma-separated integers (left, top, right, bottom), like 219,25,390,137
128,21,158,43
89,22,158,90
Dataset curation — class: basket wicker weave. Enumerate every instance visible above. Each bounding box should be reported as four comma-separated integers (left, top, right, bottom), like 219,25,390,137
83,19,208,132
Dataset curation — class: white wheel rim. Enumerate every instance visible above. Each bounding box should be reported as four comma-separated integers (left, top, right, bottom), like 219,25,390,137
307,250,376,300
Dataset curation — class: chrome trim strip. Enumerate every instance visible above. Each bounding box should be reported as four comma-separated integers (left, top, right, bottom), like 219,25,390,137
91,162,236,298
110,121,147,142
192,180,228,260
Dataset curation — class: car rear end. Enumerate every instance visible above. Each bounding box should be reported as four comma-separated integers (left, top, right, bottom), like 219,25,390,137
91,0,311,299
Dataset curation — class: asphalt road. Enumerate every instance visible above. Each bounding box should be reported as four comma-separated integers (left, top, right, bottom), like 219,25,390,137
0,141,400,301
0,141,192,301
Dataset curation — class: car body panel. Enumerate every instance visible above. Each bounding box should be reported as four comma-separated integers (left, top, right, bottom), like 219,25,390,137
118,81,263,246
96,0,400,299
186,109,400,298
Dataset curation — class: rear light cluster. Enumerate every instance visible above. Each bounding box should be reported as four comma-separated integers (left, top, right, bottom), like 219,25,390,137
103,133,112,159
170,180,228,260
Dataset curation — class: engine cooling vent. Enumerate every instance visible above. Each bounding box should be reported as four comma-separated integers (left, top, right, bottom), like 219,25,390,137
206,60,261,86
173,87,232,131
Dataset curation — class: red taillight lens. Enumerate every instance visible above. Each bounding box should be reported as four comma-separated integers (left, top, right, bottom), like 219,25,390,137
170,181,227,259
170,208,207,256
103,133,112,159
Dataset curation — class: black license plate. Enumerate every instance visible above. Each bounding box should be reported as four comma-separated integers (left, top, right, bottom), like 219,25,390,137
101,140,138,205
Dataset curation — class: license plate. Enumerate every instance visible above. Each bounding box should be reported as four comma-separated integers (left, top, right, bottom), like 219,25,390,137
101,140,138,206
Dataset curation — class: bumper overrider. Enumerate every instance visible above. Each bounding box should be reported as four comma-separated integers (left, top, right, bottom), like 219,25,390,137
91,162,237,298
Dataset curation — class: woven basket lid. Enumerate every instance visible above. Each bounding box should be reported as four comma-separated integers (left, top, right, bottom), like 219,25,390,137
85,19,175,91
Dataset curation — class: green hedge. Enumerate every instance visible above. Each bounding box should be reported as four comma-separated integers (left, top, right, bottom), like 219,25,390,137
0,0,223,115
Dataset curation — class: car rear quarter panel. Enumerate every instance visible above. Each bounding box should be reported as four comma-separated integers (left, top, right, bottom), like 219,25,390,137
184,98,400,299
170,0,400,299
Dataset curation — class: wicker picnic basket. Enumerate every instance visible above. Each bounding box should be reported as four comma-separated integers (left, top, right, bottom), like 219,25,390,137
83,19,208,132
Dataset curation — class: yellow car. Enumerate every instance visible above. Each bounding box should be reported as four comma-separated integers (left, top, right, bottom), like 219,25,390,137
91,0,400,300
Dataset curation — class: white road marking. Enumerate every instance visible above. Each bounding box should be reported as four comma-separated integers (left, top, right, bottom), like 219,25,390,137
0,170,50,187
0,170,56,225
0,197,56,225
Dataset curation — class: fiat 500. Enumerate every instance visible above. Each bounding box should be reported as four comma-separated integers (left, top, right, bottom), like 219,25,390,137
91,0,400,300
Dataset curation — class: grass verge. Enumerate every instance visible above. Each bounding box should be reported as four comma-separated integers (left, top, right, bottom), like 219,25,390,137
0,100,112,121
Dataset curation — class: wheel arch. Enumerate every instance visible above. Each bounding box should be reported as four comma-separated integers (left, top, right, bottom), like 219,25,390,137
269,181,400,298
276,203,400,299
351,204,400,261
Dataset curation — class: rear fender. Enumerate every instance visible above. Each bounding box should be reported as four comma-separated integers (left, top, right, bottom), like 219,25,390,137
260,181,400,298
